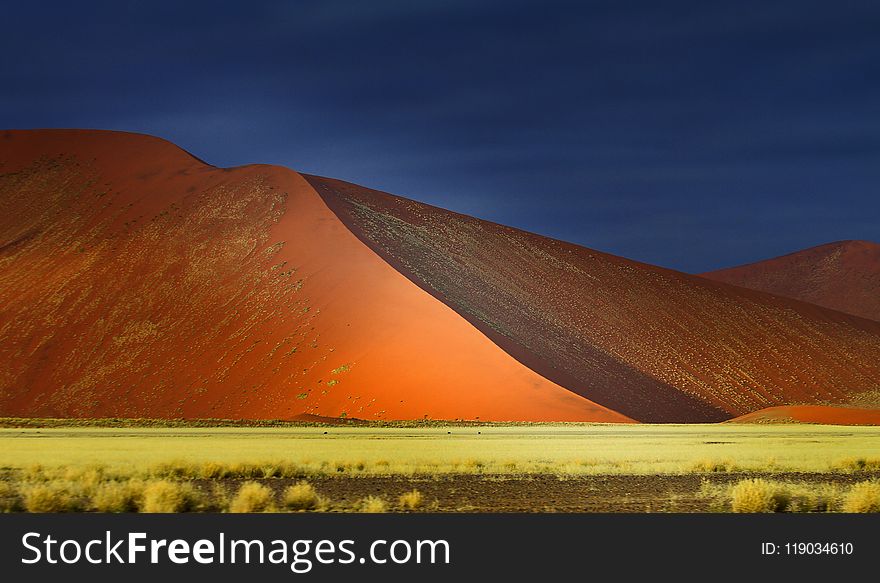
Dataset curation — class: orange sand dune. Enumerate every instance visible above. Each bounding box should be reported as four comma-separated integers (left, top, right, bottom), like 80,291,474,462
5,129,880,424
703,240,880,322
0,129,627,422
306,175,880,422
729,405,880,426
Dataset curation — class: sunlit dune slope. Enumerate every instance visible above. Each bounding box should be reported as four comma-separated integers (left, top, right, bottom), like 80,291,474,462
0,129,627,422
703,240,880,322
729,405,880,426
307,175,880,422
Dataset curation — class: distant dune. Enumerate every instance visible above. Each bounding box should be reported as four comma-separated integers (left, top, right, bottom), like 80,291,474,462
2,130,880,423
703,240,880,322
729,405,880,426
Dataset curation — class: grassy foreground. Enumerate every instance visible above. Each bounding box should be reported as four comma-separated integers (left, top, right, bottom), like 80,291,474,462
1,423,878,512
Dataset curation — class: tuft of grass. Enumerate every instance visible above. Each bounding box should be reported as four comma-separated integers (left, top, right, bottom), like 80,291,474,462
398,489,423,511
842,481,880,513
229,482,275,513
700,478,844,513
729,478,790,513
91,480,144,513
835,457,880,472
358,495,388,513
208,483,231,512
282,481,320,511
785,483,842,513
149,460,303,481
20,481,84,512
0,481,22,512
691,459,738,473
140,480,200,513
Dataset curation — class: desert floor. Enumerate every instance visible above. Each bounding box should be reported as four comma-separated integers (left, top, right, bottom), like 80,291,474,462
1,421,878,512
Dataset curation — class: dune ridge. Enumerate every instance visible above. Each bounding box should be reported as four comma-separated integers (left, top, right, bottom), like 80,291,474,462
703,240,880,322
0,129,625,422
3,129,880,423
305,175,880,422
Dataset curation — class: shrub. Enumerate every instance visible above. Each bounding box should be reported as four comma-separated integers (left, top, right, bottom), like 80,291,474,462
283,481,319,510
199,462,229,480
398,489,423,511
359,496,388,513
835,457,880,472
691,459,737,473
0,481,22,512
229,482,275,513
91,480,144,513
842,481,880,513
786,484,841,513
208,483,231,512
730,479,790,513
140,480,199,513
21,481,83,512
149,461,195,480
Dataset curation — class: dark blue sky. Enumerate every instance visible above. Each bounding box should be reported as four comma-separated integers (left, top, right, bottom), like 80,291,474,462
2,0,879,272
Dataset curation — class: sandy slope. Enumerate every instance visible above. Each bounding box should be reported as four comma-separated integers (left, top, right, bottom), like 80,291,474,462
306,175,880,422
5,129,880,424
0,129,627,422
702,240,880,322
729,405,880,426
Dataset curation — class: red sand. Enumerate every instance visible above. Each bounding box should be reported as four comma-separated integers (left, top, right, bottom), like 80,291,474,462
306,175,880,422
0,129,628,422
729,405,880,426
4,130,880,424
703,240,880,322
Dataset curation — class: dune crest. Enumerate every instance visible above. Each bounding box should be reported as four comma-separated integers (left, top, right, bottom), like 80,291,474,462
306,175,880,422
3,130,880,423
0,129,626,422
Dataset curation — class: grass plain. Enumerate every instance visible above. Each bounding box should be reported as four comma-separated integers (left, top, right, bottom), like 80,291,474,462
1,422,878,512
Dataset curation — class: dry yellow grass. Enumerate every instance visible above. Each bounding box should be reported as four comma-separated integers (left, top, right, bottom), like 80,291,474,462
690,459,741,473
20,481,83,513
282,481,320,511
90,480,144,512
358,495,388,513
1,423,878,513
140,480,199,513
398,489,423,510
834,457,880,472
702,478,845,513
229,482,275,513
2,425,877,477
730,479,787,512
842,481,880,513
0,481,21,512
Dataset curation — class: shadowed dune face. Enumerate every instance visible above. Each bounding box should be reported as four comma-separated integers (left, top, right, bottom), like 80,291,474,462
0,130,628,422
703,241,880,323
306,175,880,423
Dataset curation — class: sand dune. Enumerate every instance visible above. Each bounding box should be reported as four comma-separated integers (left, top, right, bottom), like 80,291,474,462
0,130,626,422
3,129,880,423
703,240,880,322
306,175,880,422
729,405,880,426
